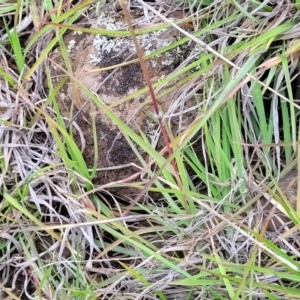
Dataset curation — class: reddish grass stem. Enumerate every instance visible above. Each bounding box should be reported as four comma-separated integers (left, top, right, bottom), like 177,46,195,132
120,1,180,215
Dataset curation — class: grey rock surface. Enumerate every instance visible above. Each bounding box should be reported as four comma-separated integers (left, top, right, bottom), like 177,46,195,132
261,169,298,231
49,2,198,199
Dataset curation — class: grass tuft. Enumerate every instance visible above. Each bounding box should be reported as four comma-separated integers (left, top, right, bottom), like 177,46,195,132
1,0,300,299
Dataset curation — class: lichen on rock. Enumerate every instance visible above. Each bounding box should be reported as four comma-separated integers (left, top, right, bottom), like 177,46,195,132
49,1,197,199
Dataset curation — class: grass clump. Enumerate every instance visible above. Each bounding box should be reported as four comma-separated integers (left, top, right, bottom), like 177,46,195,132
1,0,300,299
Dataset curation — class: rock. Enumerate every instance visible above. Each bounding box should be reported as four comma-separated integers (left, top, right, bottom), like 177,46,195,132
260,170,298,231
278,169,298,205
49,2,197,199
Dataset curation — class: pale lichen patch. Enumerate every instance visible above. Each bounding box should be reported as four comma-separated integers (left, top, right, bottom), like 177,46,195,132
67,39,76,52
72,30,83,35
89,7,186,76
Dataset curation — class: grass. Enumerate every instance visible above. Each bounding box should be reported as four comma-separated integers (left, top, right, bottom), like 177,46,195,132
1,0,300,299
